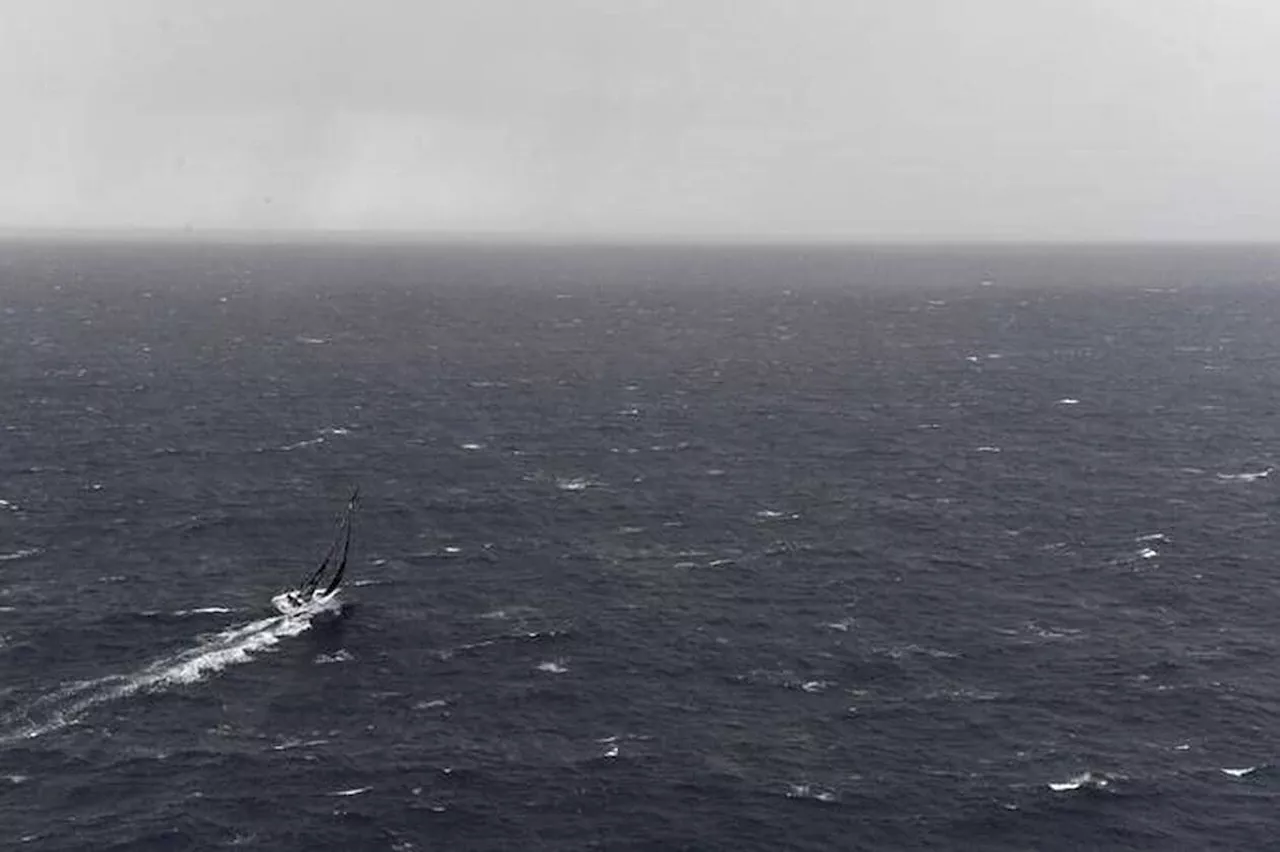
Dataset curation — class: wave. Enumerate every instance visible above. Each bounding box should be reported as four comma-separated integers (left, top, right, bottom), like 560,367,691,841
1047,770,1115,792
1216,467,1272,483
0,598,341,745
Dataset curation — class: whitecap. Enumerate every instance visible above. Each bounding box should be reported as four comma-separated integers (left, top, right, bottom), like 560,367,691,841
280,437,325,452
1055,398,1080,406
172,606,234,616
0,499,19,511
414,699,449,711
0,548,40,562
1136,533,1168,543
1138,547,1159,559
460,442,483,451
271,738,330,751
1048,771,1109,792
602,744,620,759
314,650,354,665
537,659,569,674
975,446,1001,453
1027,623,1084,641
1217,468,1272,483
1221,767,1257,778
295,336,328,345
800,680,832,694
786,783,837,803
556,477,594,492
822,617,855,632
328,787,372,797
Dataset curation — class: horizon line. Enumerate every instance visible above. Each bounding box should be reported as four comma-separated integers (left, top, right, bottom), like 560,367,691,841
2,227,1280,249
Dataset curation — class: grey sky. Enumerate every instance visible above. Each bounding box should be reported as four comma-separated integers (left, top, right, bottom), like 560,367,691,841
3,0,1279,240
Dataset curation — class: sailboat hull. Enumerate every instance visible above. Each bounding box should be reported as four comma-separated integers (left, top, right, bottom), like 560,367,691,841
271,588,344,619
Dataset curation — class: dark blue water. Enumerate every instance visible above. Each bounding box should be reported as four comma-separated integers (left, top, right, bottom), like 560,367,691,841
3,242,1280,849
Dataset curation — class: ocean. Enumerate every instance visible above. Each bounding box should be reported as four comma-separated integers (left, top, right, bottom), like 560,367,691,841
2,241,1280,849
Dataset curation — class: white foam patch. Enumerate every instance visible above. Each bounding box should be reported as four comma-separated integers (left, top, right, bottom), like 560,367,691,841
1221,766,1256,777
172,606,235,616
1048,771,1110,792
280,437,325,451
314,649,354,665
272,738,331,751
1217,468,1272,483
0,599,339,744
786,783,837,803
537,659,569,674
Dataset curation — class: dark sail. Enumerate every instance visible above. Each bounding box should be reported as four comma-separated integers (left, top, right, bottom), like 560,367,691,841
301,488,359,596
322,511,353,595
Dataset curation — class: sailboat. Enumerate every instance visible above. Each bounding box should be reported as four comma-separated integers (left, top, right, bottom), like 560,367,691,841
272,487,359,617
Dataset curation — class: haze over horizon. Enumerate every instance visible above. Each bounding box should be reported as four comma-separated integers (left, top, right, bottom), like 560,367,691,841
4,1,1280,242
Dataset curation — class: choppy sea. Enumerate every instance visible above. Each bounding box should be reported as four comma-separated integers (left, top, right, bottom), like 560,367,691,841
3,241,1280,849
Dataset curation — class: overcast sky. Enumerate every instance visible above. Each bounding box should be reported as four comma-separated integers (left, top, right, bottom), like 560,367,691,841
2,0,1279,240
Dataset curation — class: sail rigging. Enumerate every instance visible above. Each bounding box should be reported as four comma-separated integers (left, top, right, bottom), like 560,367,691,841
301,487,358,597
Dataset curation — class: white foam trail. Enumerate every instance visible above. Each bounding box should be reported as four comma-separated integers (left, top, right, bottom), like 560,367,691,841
0,548,40,562
0,600,338,745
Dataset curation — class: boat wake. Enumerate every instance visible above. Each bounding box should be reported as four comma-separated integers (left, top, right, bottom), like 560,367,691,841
0,598,341,746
